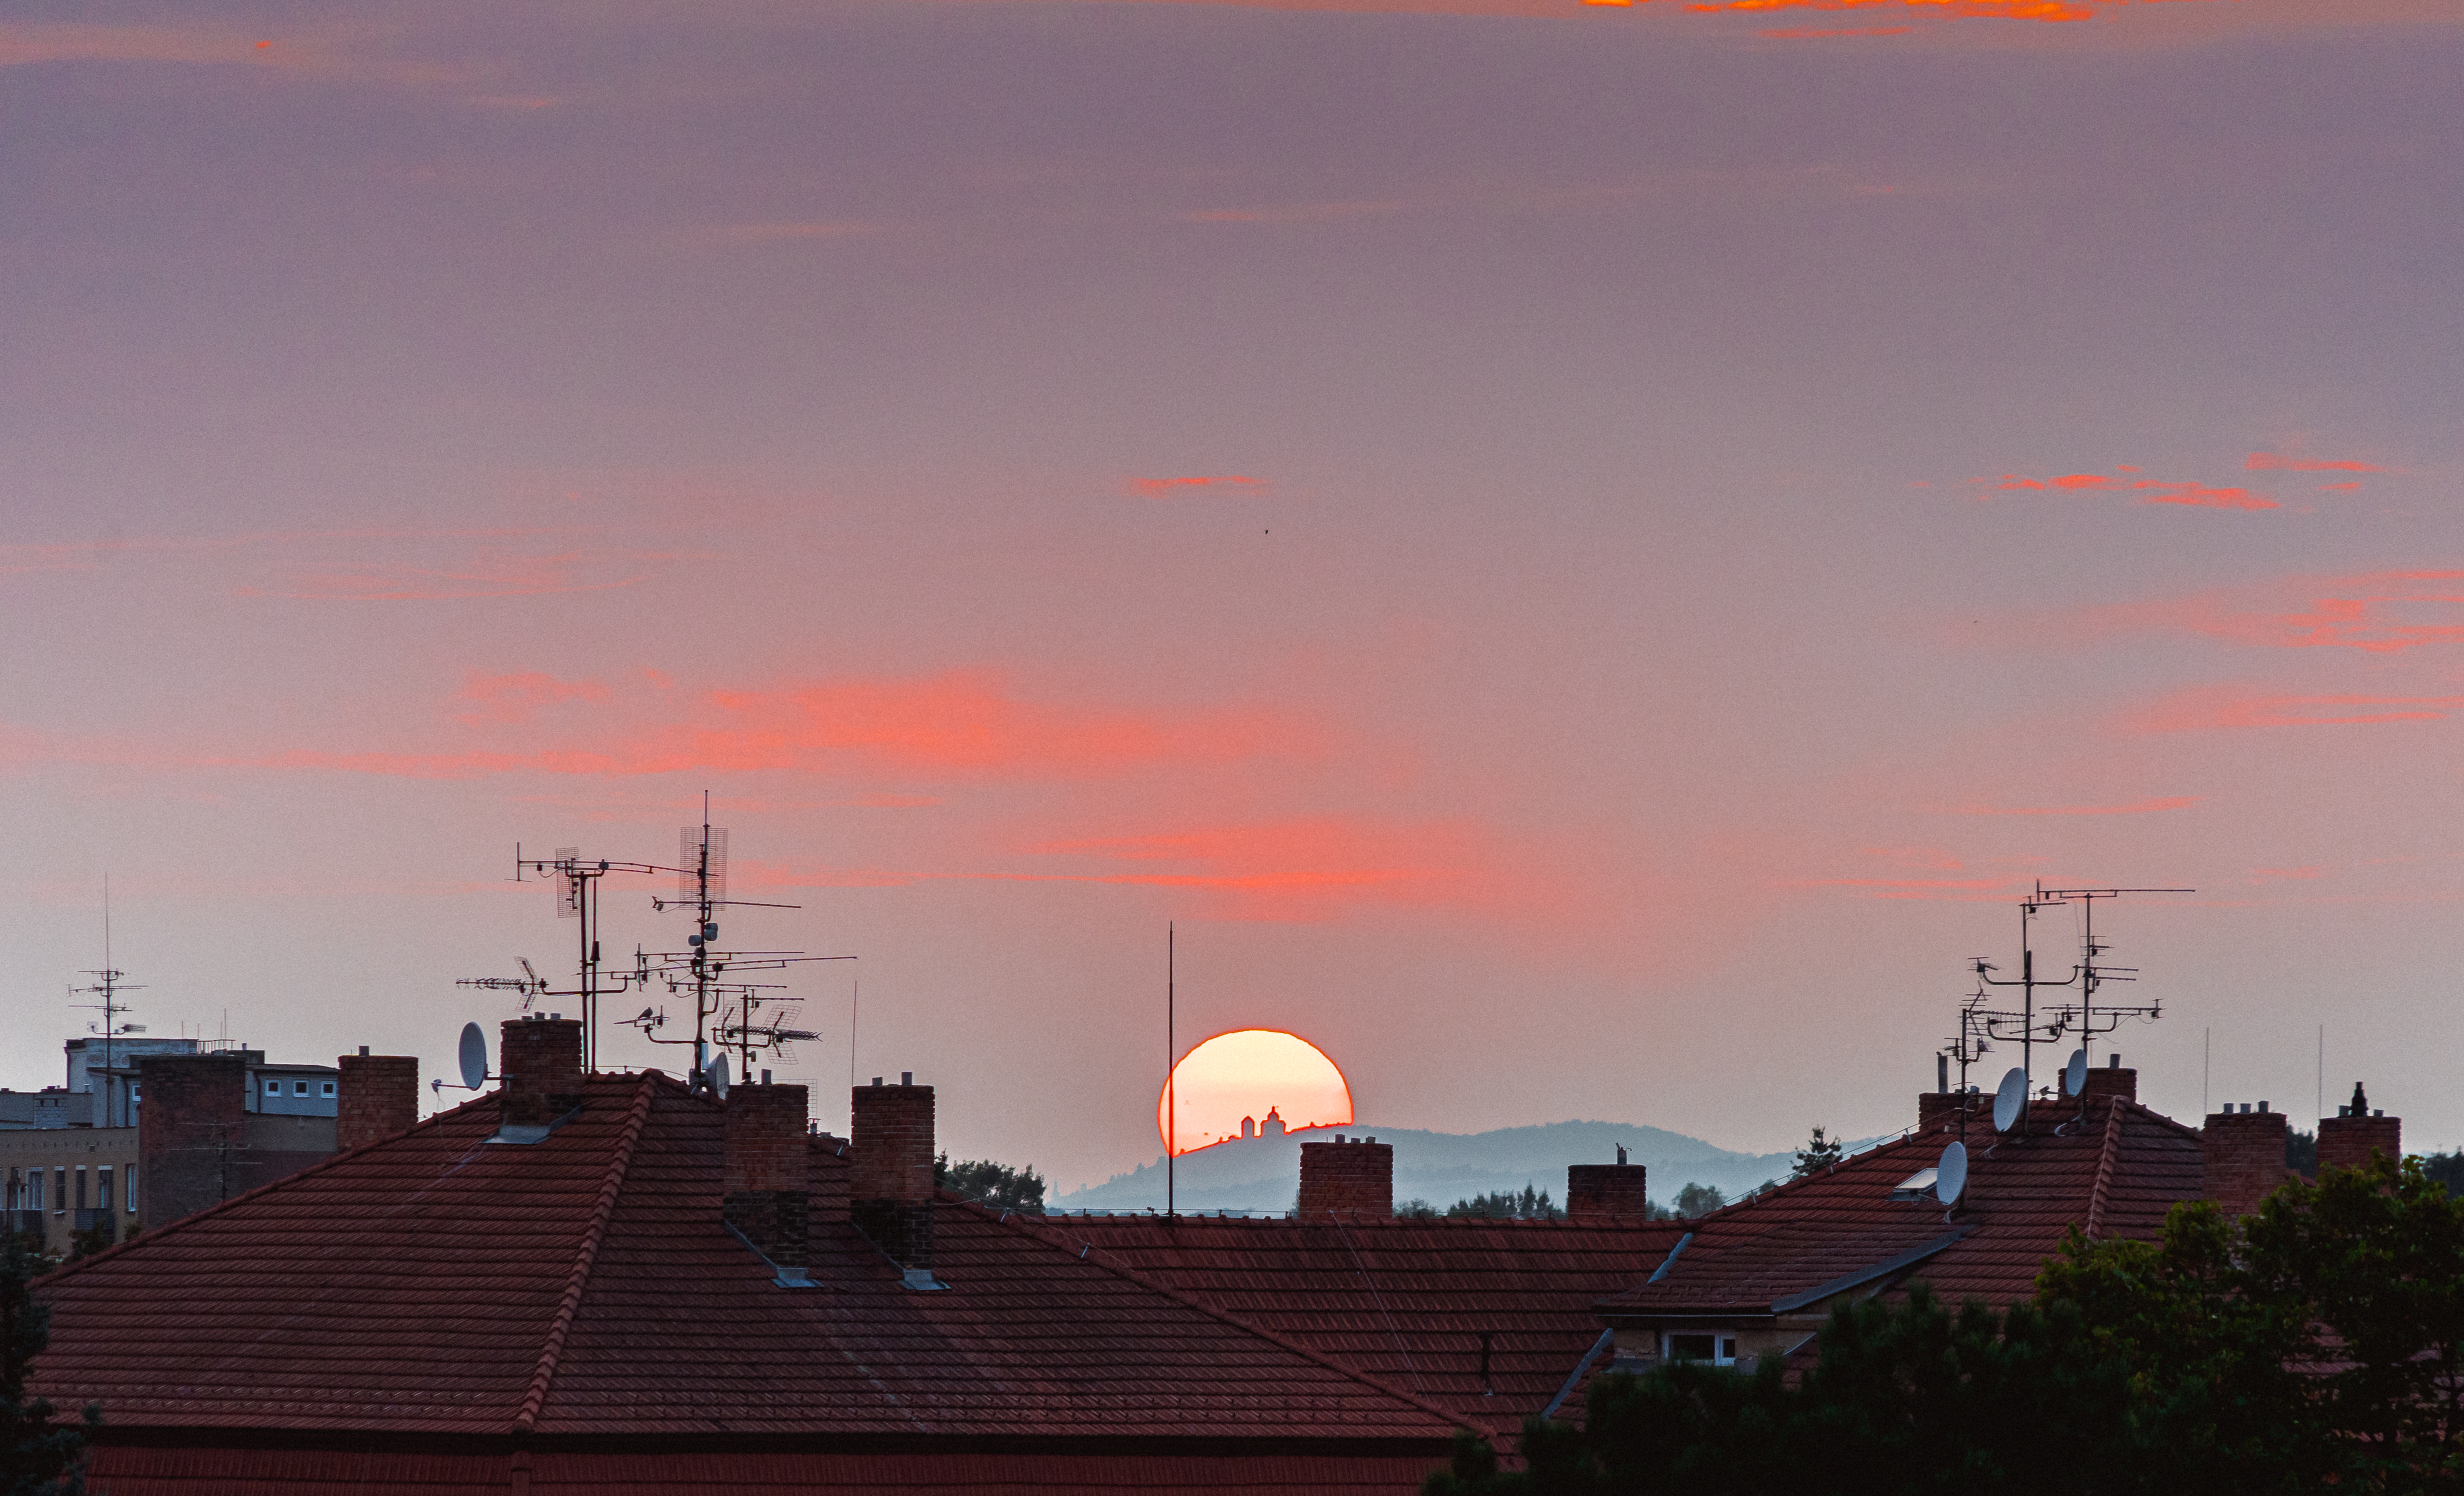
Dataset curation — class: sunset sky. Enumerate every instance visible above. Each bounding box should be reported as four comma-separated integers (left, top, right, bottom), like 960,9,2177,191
5,0,2462,1192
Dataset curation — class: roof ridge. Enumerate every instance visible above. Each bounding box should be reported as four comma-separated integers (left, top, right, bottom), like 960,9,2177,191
959,1198,1499,1443
31,1081,513,1289
513,1070,659,1434
1678,1131,1925,1225
2085,1095,2127,1241
2118,1097,2204,1142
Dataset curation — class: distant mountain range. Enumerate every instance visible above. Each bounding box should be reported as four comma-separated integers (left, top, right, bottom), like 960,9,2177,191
1052,1120,1834,1215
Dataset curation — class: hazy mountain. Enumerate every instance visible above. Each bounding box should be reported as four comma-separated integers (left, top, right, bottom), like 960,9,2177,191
1052,1119,1823,1215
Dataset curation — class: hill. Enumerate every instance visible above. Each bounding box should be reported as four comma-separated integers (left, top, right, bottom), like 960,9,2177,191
1051,1119,1819,1215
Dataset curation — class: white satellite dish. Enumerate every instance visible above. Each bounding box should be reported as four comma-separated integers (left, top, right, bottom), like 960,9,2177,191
458,1022,488,1091
2063,1048,2088,1098
1992,1066,2028,1133
1936,1140,1969,1206
708,1052,731,1100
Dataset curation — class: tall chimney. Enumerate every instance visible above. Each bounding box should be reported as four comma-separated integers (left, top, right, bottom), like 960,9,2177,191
136,1053,249,1227
1568,1154,1649,1220
1297,1136,1392,1217
2203,1103,2292,1218
850,1075,936,1283
497,1017,583,1131
337,1052,420,1151
2317,1082,2401,1175
726,1084,812,1282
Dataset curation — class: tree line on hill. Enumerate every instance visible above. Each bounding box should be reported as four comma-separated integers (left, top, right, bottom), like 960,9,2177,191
1426,1151,2464,1495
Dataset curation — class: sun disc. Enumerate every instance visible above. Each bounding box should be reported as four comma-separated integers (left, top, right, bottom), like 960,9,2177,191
1158,1029,1351,1154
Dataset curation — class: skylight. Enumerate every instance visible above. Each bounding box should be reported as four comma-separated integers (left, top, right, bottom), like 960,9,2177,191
1889,1167,1939,1202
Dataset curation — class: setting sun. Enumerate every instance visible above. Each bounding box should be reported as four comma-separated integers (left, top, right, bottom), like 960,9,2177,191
1158,1029,1352,1154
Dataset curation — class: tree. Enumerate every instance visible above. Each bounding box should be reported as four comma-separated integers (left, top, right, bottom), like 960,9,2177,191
934,1153,1047,1214
1424,1285,2153,1496
1671,1182,1724,1218
1395,1198,1439,1219
1,1231,93,1494
1447,1187,1560,1220
1790,1126,1845,1180
2285,1127,2318,1177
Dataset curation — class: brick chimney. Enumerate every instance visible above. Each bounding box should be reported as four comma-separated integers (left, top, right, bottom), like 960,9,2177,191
2203,1102,2292,1218
1568,1150,1649,1220
725,1084,812,1282
1297,1135,1392,1217
136,1053,249,1227
337,1049,420,1151
2079,1056,2137,1106
2318,1082,2401,1175
1918,1090,1977,1135
498,1016,583,1130
850,1074,936,1282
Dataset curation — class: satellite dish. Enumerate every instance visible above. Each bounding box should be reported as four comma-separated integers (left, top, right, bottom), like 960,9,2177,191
2064,1048,2088,1098
458,1022,488,1091
1992,1066,2028,1133
708,1052,731,1100
1936,1140,1969,1206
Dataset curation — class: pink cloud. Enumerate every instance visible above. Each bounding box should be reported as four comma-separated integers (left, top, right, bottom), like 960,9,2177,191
2121,686,2464,732
453,671,612,727
2247,452,2388,473
1992,471,2274,510
1180,201,1404,225
2069,570,2464,654
1759,24,1914,33
1124,475,1270,498
1939,796,2197,816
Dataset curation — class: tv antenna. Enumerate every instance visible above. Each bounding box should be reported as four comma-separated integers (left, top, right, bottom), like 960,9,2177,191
1955,881,2188,1133
71,876,149,1085
625,792,849,1093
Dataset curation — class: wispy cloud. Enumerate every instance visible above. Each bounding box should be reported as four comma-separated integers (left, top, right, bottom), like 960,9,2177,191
452,671,613,727
1613,0,2105,21
1124,475,1270,498
2246,451,2388,474
688,221,890,247
1180,200,1407,225
1986,470,2275,510
2066,570,2464,654
2121,686,2464,732
1936,796,2197,815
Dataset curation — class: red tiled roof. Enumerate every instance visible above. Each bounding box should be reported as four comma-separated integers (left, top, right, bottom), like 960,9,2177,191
85,1447,1450,1495
1014,1210,1685,1426
1597,1096,2205,1322
32,1072,1478,1451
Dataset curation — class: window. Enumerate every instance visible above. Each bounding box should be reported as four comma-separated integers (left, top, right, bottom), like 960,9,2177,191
125,1163,136,1212
53,1168,64,1214
1665,1333,1739,1366
265,1080,280,1095
28,1171,42,1212
320,1081,336,1097
293,1080,309,1096
73,1167,85,1211
96,1168,112,1212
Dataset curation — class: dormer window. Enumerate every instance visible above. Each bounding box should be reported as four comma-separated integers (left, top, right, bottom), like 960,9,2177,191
1666,1333,1739,1365
265,1080,281,1096
293,1080,309,1096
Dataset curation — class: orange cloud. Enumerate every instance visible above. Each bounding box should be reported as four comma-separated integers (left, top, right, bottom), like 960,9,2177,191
2070,571,2464,654
1640,0,2104,21
2121,686,2464,732
1992,471,2274,510
2247,452,2387,473
1125,475,1270,498
1760,23,1915,32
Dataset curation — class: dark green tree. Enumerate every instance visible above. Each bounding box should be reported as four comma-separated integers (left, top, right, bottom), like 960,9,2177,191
1,1231,93,1495
1790,1126,1845,1180
1671,1182,1725,1218
1447,1187,1560,1220
934,1153,1047,1214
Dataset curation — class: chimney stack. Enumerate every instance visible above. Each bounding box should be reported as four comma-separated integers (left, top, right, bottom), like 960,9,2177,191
726,1084,812,1283
2317,1082,2401,1175
336,1052,420,1151
2079,1056,2137,1107
497,1016,583,1131
1568,1151,1649,1220
2203,1102,2292,1217
136,1053,249,1227
1297,1135,1392,1217
1918,1090,1975,1135
850,1075,937,1285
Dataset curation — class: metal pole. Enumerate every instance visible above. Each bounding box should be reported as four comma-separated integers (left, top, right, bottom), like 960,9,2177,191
1167,923,1175,1219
